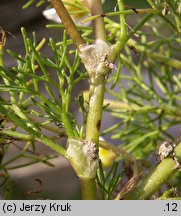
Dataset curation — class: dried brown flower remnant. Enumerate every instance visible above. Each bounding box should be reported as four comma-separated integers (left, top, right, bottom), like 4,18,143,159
156,141,180,169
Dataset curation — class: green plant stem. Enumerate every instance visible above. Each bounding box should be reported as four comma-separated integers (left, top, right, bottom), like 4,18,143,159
82,0,107,200
0,53,16,103
84,77,106,199
124,143,181,200
27,115,66,135
174,15,181,43
0,44,4,66
85,0,107,143
82,8,157,24
60,112,78,138
109,14,153,62
118,0,127,41
0,130,34,141
146,0,155,8
80,177,98,200
50,0,85,48
85,77,105,144
66,139,99,200
89,0,106,40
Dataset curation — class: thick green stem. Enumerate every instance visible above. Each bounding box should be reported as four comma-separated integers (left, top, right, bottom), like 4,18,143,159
89,0,106,40
80,177,98,199
85,76,105,144
124,143,181,200
83,76,106,199
81,0,107,200
118,0,127,41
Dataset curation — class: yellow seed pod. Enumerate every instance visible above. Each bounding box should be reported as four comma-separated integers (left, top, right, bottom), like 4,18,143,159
99,147,117,168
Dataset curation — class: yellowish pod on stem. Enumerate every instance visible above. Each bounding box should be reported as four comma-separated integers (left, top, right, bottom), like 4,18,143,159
99,147,117,168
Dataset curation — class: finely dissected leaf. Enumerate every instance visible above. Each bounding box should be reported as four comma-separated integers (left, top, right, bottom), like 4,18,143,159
96,161,123,200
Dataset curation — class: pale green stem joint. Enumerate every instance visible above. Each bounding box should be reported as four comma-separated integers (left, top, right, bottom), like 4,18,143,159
124,143,181,200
